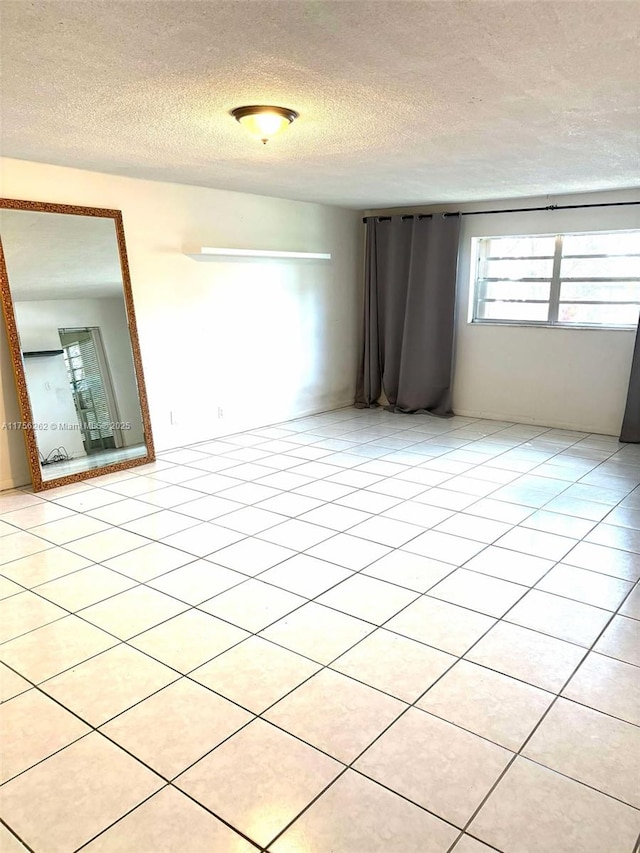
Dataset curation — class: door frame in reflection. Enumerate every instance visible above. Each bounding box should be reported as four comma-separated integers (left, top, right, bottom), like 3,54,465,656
60,326,123,452
0,198,155,491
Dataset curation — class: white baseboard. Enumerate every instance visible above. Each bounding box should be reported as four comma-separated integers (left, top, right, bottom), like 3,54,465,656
1,474,31,492
453,407,619,437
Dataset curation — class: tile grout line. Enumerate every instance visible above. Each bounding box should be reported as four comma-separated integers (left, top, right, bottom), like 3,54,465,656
444,567,640,851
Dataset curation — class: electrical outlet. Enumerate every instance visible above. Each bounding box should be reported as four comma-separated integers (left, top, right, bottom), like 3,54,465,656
217,407,224,419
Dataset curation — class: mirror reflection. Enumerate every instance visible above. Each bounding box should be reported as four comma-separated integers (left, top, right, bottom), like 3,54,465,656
0,208,150,482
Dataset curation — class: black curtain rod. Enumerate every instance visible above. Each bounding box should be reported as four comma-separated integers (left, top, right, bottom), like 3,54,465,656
362,199,640,224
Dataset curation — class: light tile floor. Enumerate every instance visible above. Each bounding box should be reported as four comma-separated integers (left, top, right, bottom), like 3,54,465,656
1,407,639,852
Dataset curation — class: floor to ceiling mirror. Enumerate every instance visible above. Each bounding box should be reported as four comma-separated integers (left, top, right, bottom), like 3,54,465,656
0,199,155,490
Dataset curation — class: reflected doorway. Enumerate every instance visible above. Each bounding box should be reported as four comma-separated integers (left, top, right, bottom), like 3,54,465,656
59,326,123,454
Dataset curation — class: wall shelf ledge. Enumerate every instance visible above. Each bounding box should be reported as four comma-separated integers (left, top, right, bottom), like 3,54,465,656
185,247,331,261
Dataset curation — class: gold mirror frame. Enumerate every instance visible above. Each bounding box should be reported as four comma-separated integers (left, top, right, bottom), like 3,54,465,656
0,198,155,491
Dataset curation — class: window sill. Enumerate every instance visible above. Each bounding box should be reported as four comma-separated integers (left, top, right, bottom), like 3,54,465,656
468,321,637,331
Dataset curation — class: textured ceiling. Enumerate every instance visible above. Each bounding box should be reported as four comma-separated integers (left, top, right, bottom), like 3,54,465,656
1,210,124,300
1,0,638,208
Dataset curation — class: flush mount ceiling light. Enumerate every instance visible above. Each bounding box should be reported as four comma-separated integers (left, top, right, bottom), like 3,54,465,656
231,105,298,145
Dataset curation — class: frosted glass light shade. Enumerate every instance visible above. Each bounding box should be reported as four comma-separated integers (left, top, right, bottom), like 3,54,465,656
231,106,298,144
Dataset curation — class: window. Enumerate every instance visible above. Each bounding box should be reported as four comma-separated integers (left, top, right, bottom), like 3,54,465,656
472,230,640,328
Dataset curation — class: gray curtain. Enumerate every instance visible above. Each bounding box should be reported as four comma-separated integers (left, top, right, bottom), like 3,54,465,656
620,319,640,442
356,214,461,415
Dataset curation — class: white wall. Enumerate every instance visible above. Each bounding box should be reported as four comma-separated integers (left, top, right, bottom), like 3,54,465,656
22,355,86,461
14,297,144,446
0,158,361,489
369,188,639,435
